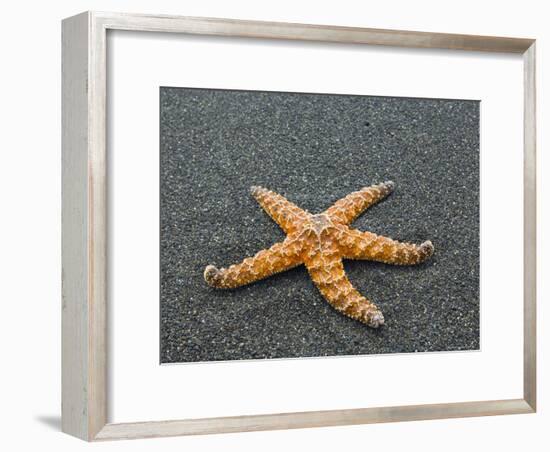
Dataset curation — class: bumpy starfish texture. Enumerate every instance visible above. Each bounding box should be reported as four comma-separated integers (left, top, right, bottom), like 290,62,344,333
204,182,434,328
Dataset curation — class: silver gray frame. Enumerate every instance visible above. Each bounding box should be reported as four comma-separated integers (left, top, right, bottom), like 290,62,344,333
62,11,537,441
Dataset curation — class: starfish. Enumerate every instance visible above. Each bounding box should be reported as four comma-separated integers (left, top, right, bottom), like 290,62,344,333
204,182,434,328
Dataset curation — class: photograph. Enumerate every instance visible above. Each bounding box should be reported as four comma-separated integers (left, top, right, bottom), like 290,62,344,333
159,87,480,363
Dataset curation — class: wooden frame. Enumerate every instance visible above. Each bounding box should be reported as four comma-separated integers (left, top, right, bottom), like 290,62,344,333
62,11,537,441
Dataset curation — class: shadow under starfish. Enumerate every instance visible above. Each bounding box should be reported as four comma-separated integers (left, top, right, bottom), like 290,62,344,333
204,182,434,328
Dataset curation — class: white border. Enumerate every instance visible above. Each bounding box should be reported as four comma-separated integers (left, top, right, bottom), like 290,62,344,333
108,30,523,423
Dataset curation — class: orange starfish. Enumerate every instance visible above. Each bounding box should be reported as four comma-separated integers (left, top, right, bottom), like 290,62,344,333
204,182,434,327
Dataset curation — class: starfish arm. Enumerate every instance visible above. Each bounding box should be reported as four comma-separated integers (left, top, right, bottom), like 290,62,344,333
323,181,395,225
204,236,304,289
339,228,434,265
250,186,310,234
304,253,384,327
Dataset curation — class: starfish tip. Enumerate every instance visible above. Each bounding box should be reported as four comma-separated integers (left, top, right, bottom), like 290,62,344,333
204,265,220,286
383,180,395,191
421,240,435,256
367,311,385,328
250,185,264,196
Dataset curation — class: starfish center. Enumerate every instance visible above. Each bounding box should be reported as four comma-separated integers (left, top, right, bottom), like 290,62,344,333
308,213,333,234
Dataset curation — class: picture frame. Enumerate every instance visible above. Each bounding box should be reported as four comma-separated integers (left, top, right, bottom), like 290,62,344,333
61,11,536,441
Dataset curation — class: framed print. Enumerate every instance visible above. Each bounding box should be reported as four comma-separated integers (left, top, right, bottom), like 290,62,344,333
62,11,536,441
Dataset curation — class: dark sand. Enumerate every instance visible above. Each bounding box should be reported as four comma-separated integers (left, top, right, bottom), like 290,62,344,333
160,87,479,363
